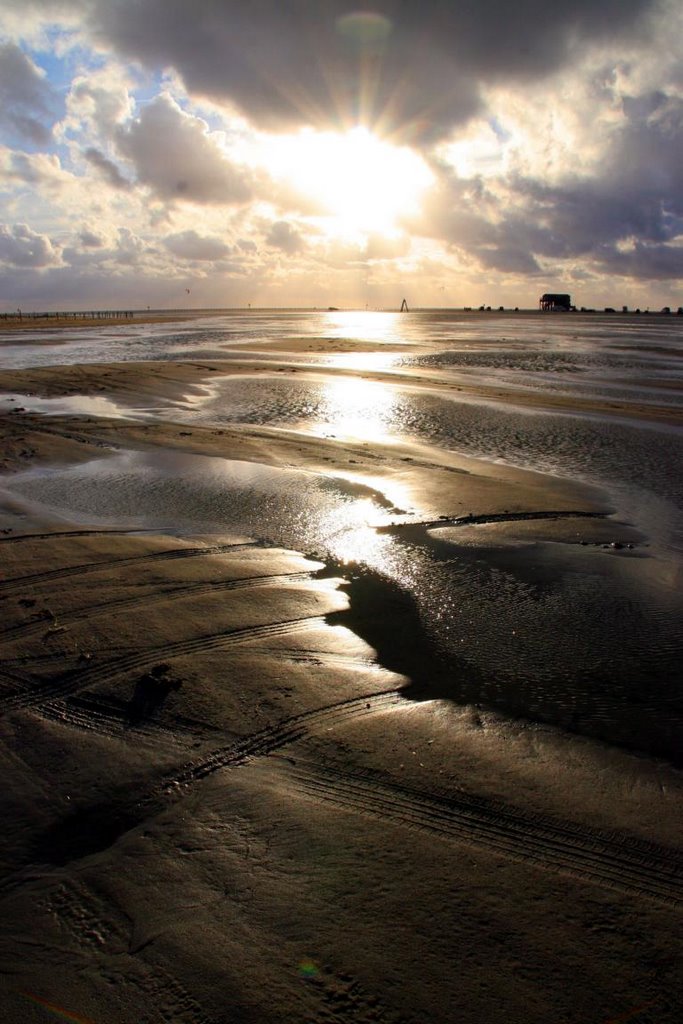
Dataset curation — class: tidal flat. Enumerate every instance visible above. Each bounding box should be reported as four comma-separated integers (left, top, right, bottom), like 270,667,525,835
0,310,681,1023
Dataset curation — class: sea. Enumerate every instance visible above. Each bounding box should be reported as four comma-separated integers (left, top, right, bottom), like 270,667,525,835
2,309,682,764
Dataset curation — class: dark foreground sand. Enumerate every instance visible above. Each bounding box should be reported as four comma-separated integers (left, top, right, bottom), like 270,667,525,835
0,341,682,1023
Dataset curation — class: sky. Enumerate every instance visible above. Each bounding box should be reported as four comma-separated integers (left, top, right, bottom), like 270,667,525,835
0,0,681,310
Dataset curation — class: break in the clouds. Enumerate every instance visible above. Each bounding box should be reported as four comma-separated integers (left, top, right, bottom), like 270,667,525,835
0,0,682,309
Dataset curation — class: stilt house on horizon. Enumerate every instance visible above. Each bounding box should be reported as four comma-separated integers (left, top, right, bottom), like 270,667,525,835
539,293,572,311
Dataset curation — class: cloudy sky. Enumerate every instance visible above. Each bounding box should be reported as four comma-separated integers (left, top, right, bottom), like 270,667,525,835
1,0,681,310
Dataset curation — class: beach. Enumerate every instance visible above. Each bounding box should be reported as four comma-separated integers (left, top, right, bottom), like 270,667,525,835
0,310,681,1023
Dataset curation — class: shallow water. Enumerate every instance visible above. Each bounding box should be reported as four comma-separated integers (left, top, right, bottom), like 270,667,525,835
2,309,683,762
172,374,683,552
0,391,148,420
4,449,398,555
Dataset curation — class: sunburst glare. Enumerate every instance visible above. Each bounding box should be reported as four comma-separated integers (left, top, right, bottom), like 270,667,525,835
260,127,433,237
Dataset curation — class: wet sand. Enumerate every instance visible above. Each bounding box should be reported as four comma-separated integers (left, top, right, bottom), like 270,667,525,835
0,331,682,1022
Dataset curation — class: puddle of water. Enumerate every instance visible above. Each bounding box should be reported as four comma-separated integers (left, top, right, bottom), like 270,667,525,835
1,449,401,570
0,392,150,420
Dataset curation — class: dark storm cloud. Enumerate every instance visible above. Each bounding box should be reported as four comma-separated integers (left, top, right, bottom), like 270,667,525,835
420,77,683,282
421,196,543,274
515,91,683,277
428,172,683,280
85,0,664,138
607,92,683,208
0,42,56,144
595,241,683,279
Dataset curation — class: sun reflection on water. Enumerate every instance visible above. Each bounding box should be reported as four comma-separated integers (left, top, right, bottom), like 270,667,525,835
328,522,396,568
325,350,404,371
323,310,404,344
321,499,398,569
313,473,416,573
311,377,398,442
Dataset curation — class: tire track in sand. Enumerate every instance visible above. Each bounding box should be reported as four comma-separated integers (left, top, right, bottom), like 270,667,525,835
2,689,681,909
37,693,222,745
21,689,403,773
0,615,328,713
0,528,146,545
277,758,683,906
0,540,259,595
162,689,404,786
0,571,314,643
0,689,404,895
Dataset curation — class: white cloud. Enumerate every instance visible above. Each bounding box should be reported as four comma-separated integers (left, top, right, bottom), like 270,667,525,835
0,222,60,267
163,230,233,261
113,226,149,265
265,221,305,253
78,227,105,247
365,233,412,261
57,65,135,144
0,147,74,192
0,1,84,46
115,93,253,205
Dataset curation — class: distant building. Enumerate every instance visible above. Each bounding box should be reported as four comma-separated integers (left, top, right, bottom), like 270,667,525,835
539,293,571,311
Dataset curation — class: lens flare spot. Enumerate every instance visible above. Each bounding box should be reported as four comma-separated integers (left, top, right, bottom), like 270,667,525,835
336,11,393,48
298,958,319,979
20,992,95,1023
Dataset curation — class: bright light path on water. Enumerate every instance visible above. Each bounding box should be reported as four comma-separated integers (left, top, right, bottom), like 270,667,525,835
309,377,398,443
323,310,404,343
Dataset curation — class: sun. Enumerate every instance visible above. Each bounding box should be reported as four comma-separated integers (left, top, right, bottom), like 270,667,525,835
262,126,433,239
